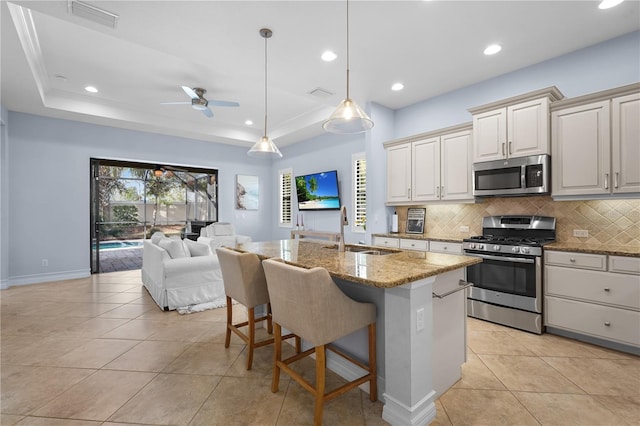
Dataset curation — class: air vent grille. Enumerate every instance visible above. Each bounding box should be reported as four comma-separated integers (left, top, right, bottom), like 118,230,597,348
68,0,118,29
308,87,334,98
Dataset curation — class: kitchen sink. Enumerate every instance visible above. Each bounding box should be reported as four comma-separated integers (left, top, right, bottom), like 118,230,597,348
324,244,399,256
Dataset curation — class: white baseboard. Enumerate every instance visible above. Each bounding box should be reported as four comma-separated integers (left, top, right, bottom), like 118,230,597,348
382,391,437,426
0,278,8,290
5,269,91,289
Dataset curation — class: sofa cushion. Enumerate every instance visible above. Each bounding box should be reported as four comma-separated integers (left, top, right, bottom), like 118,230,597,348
151,231,166,245
158,238,189,259
213,222,235,236
184,239,210,257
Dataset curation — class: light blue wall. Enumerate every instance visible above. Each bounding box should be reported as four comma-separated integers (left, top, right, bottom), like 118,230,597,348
272,131,365,243
6,113,273,284
0,105,8,288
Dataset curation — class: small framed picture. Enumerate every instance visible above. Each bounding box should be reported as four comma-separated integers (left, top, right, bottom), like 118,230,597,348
406,208,426,234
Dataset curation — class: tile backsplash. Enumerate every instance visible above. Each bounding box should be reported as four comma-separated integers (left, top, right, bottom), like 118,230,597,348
394,197,640,246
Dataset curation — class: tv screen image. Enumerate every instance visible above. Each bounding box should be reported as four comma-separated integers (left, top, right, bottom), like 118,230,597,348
295,170,341,211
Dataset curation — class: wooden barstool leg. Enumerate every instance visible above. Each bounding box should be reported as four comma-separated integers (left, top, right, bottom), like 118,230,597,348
272,323,282,393
247,307,255,370
295,335,302,353
267,302,273,334
314,345,326,426
225,296,233,348
369,323,378,402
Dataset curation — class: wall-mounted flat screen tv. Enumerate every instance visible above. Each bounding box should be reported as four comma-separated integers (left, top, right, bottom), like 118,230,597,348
295,170,341,211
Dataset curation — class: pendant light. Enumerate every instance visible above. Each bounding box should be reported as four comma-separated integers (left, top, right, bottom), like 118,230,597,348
248,28,282,158
323,0,373,134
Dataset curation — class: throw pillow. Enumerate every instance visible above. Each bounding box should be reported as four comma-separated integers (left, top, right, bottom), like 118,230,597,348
150,231,165,245
158,238,189,259
184,239,211,257
213,222,235,236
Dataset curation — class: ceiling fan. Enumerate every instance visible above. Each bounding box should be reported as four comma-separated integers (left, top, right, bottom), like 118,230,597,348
161,86,239,118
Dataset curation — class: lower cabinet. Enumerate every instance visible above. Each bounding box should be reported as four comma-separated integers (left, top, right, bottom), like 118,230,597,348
544,250,640,353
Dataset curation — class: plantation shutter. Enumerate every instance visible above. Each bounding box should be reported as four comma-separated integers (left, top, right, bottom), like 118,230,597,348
354,156,366,228
279,168,292,226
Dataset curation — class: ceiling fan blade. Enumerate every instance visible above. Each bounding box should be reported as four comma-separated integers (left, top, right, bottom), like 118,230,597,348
160,101,191,105
182,86,199,100
207,100,240,107
201,107,214,118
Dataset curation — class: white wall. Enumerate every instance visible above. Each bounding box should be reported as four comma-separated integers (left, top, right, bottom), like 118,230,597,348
0,105,8,289
6,113,273,285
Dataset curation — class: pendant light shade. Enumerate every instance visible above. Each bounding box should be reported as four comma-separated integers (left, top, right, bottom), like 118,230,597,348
248,28,282,158
323,0,373,134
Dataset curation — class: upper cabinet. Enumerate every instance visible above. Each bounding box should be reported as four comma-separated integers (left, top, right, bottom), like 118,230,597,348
551,83,640,198
385,123,473,205
469,87,564,163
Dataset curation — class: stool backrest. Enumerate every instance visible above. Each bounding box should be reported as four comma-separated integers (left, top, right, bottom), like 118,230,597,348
262,258,375,347
216,248,269,308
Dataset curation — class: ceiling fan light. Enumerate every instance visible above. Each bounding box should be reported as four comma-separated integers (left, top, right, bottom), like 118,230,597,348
191,104,207,111
323,98,373,134
248,136,282,158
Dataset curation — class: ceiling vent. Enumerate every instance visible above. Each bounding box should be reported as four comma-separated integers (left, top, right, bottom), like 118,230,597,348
68,0,119,29
308,87,334,98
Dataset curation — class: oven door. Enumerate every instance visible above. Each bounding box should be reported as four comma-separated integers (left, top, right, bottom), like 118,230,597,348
465,251,541,313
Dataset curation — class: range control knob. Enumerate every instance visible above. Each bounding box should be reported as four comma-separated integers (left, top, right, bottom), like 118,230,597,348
520,247,530,254
478,244,485,250
512,246,520,254
493,245,501,251
469,243,476,249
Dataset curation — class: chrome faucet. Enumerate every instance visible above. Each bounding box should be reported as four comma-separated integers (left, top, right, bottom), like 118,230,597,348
339,205,348,252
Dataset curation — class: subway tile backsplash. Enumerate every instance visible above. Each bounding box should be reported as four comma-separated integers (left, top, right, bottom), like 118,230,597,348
395,197,640,246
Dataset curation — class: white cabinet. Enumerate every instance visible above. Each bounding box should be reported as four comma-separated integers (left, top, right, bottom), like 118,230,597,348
544,250,640,352
399,238,429,251
385,124,473,205
371,236,399,249
469,87,563,163
429,241,462,254
551,84,640,198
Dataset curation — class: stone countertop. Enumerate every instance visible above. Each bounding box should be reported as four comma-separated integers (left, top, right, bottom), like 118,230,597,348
236,239,481,288
372,233,464,243
544,242,640,258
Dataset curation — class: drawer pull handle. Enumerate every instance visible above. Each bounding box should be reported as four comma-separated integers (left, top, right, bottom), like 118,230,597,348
604,288,610,292
604,321,611,327
570,258,576,263
444,246,448,250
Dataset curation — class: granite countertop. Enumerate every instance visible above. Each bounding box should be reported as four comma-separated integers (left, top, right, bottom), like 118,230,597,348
372,233,464,243
236,239,481,288
544,242,640,258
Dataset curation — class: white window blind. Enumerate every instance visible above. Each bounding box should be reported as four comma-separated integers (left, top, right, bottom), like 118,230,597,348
279,168,292,227
353,153,366,232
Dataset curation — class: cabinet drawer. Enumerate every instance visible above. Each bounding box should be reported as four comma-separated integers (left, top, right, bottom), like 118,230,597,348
545,251,606,271
609,256,640,275
400,239,429,251
545,266,640,310
546,296,640,347
373,237,399,248
429,241,462,254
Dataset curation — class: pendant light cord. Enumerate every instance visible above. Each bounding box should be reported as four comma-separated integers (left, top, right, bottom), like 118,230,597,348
264,32,268,138
346,0,350,99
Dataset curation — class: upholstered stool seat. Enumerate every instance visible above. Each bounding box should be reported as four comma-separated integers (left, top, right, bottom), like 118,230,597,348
216,248,299,370
262,258,377,425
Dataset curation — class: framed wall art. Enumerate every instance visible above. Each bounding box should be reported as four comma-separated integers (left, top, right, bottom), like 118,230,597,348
236,175,259,210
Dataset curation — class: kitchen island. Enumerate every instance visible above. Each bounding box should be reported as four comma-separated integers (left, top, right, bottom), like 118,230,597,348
236,239,481,426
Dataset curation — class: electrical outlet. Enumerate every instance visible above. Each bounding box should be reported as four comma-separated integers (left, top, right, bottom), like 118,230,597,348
416,308,425,332
573,229,589,238
42,259,48,267
459,225,470,233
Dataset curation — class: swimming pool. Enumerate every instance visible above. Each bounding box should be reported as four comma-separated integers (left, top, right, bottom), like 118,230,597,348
94,240,143,250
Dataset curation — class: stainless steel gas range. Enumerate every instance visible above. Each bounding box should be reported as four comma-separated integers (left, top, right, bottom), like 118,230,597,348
463,215,556,334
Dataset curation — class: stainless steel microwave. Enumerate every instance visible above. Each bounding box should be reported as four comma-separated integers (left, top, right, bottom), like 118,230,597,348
473,154,550,197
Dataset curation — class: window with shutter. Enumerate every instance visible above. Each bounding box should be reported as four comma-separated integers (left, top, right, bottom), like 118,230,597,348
352,153,366,232
279,168,292,227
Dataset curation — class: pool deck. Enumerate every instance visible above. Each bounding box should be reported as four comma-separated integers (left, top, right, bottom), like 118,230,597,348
99,248,142,273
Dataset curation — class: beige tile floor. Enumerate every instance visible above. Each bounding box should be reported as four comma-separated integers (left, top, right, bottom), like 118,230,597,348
1,270,638,425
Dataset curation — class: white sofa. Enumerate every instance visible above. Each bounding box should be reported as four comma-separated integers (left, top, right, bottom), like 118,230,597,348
197,222,252,251
141,232,225,310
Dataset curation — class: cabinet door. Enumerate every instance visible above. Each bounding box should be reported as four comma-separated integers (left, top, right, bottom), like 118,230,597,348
472,108,506,162
551,101,611,196
412,137,440,201
508,97,550,158
612,93,640,194
386,143,412,202
441,130,473,200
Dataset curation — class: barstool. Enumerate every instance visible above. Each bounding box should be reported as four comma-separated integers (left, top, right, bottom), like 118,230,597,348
216,248,299,370
262,258,377,425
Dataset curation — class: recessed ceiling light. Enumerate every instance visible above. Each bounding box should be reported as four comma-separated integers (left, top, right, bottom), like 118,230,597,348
85,85,98,93
245,120,253,126
391,83,404,91
599,0,624,9
483,44,502,55
321,51,337,62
